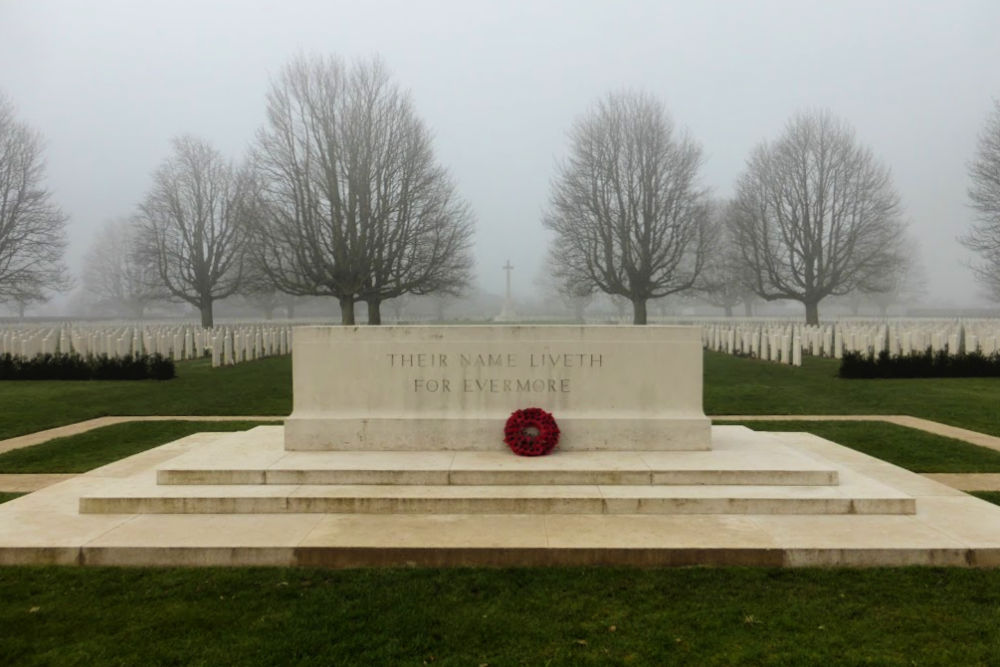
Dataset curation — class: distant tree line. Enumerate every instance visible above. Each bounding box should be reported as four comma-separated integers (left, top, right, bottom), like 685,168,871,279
5,65,1000,325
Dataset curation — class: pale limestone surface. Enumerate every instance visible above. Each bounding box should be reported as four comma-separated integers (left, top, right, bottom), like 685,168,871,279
925,473,1000,490
4,425,1000,567
284,325,710,451
0,474,75,492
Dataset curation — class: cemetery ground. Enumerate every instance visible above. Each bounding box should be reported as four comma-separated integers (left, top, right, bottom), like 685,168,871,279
3,351,1000,662
6,350,1000,440
1,566,999,664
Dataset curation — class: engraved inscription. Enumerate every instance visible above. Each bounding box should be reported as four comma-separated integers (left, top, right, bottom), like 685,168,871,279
388,351,606,394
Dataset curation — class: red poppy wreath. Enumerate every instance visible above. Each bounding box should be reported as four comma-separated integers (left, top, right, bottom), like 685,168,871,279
504,407,560,456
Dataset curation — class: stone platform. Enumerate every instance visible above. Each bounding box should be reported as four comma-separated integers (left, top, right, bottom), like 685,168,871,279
2,425,1000,567
284,326,711,451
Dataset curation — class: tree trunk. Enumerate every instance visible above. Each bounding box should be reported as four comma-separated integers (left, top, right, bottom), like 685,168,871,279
367,299,382,325
724,305,733,318
743,300,753,317
339,296,355,325
285,302,295,319
199,296,214,328
130,302,145,320
17,301,26,319
805,300,819,326
632,298,647,325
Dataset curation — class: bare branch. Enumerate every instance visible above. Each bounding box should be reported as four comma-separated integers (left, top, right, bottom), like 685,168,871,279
730,110,905,324
0,92,70,305
248,55,474,325
543,91,710,324
135,135,250,327
961,100,1000,301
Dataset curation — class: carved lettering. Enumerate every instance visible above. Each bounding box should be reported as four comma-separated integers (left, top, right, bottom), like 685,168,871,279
459,353,517,367
529,353,603,368
400,349,604,393
413,378,451,392
389,353,448,368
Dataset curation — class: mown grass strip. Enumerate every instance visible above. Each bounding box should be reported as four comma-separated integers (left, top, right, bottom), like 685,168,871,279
1,567,999,665
0,421,278,474
0,492,24,504
970,491,1000,506
704,351,1000,436
717,420,1000,473
0,355,291,440
5,351,1000,441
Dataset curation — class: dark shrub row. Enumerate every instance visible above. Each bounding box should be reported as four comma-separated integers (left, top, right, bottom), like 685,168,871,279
839,348,1000,379
0,353,175,381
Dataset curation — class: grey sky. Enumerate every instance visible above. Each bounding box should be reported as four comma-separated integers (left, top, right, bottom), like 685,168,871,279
2,0,998,306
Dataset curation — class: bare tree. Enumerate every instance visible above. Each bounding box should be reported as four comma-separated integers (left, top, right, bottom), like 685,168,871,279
730,110,905,325
249,55,474,325
2,287,47,319
961,100,1000,300
543,91,711,324
697,200,758,317
136,135,250,328
238,253,285,320
860,236,927,316
81,217,161,318
0,93,69,304
535,263,594,322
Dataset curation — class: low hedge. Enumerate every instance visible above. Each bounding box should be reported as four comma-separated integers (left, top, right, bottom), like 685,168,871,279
839,348,1000,379
0,353,175,381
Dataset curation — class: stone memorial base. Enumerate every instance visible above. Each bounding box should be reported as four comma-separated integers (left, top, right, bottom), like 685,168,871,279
2,424,1000,568
4,324,1000,567
284,326,711,451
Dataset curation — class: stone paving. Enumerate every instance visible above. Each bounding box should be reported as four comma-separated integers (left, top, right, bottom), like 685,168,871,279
0,416,282,454
2,426,1000,567
4,415,1000,494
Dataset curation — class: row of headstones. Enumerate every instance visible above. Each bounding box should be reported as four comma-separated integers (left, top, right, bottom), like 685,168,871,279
0,324,293,367
702,324,805,366
209,327,294,366
700,320,1000,366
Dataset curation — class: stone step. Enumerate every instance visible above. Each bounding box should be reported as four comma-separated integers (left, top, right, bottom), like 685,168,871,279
79,483,914,516
156,440,841,487
157,466,837,487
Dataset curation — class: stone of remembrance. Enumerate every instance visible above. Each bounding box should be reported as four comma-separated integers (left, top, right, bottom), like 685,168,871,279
284,325,711,451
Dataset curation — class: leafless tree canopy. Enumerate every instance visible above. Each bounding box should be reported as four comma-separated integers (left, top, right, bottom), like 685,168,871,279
0,94,69,306
136,135,250,328
82,217,162,318
543,91,710,324
250,55,474,325
698,200,757,317
730,110,905,325
961,100,1000,300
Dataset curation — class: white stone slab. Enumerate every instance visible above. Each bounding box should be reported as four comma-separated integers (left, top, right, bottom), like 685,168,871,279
284,325,710,451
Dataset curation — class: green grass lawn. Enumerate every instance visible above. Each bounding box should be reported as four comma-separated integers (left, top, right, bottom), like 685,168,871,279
705,351,1000,435
2,566,999,665
4,347,1000,662
4,350,1000,441
721,420,1000,473
0,492,23,504
971,491,1000,506
0,356,291,440
0,421,278,474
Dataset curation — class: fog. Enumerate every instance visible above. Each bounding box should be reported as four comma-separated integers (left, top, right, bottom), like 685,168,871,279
1,0,998,312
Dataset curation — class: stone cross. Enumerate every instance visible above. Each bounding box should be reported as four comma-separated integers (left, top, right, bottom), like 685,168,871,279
502,260,513,301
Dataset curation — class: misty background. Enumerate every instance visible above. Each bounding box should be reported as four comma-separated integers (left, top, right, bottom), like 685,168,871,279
1,0,998,314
